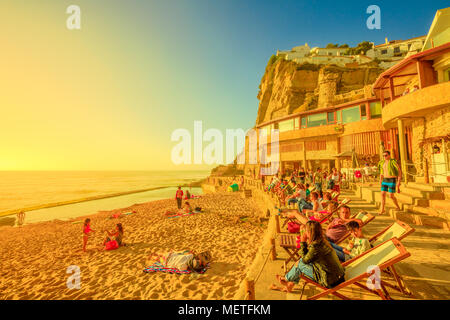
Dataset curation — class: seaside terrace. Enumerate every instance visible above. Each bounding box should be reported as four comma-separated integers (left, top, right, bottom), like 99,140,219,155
373,41,450,184
250,96,397,175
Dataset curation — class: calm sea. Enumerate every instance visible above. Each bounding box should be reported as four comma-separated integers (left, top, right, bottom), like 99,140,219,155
0,171,209,224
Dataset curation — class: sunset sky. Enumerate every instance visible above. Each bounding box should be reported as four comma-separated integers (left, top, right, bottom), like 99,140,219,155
0,0,447,171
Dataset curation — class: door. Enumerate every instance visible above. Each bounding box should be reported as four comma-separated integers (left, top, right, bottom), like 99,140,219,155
432,153,447,183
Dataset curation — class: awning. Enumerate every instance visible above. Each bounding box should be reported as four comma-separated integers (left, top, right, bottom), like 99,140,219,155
335,151,353,158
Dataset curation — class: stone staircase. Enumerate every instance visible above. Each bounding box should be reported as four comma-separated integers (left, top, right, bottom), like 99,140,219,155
358,182,450,230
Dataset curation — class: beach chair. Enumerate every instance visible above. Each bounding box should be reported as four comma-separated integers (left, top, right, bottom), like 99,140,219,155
297,238,411,300
332,220,415,296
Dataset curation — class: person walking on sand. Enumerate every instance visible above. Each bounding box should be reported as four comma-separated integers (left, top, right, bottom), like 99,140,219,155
175,186,184,210
82,218,95,252
378,151,402,215
17,211,26,226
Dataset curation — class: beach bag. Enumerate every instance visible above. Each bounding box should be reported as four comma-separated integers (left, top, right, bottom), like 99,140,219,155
288,222,300,233
105,240,119,251
195,207,202,212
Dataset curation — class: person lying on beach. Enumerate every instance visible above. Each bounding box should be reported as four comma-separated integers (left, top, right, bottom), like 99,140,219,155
82,218,95,252
147,250,212,273
183,201,193,214
103,223,124,248
270,221,345,293
331,220,371,262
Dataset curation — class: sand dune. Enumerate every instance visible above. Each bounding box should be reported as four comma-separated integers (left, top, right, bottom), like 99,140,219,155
0,192,265,300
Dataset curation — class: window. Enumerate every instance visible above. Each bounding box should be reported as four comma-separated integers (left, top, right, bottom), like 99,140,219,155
307,113,327,127
394,46,400,53
336,110,342,124
342,106,360,124
301,117,307,129
381,49,388,55
260,125,270,137
278,119,294,133
360,105,367,120
294,117,300,130
370,102,382,119
327,112,335,124
443,67,450,82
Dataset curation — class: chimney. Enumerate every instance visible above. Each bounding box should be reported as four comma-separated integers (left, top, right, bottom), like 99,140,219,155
385,37,388,44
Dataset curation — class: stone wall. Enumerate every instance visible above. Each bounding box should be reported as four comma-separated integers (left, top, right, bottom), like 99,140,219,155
411,106,450,177
256,59,385,125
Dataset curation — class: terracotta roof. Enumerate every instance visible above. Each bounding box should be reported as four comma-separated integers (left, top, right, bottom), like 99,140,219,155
373,42,450,91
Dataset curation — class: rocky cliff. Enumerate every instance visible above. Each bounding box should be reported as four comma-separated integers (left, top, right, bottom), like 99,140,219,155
255,57,385,125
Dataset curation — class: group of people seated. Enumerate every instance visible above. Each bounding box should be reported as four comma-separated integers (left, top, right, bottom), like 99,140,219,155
265,167,342,209
271,205,372,292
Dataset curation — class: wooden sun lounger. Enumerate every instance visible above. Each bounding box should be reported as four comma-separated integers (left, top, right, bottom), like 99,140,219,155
297,238,411,300
369,220,415,247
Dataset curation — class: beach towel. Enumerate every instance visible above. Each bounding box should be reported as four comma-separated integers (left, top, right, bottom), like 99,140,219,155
143,261,209,275
110,211,135,219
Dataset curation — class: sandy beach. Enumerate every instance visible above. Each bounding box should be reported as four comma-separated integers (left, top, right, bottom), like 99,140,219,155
0,192,266,300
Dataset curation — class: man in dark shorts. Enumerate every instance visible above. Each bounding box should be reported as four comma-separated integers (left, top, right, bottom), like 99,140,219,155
378,151,402,215
175,186,184,210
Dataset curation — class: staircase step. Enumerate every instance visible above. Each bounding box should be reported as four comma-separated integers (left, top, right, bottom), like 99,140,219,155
389,209,450,230
444,188,450,200
406,182,439,192
400,186,445,200
405,204,450,222
429,199,450,212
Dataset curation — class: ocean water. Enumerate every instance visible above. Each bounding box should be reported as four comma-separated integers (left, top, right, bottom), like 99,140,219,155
0,171,209,224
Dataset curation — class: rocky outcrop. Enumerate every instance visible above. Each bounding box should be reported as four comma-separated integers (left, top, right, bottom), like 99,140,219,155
255,58,385,125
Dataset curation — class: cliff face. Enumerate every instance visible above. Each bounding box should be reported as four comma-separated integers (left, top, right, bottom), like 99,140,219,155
255,58,385,125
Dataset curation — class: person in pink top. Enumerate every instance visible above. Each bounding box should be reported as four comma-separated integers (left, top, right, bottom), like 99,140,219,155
82,218,95,252
175,186,184,209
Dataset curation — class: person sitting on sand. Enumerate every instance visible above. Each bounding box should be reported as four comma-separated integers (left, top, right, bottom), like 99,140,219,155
185,190,191,200
183,201,193,214
331,220,371,262
82,218,95,252
148,250,212,273
270,221,345,292
103,223,124,247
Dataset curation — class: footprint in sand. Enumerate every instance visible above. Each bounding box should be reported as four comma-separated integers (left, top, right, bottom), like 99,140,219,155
149,292,159,299
186,283,198,291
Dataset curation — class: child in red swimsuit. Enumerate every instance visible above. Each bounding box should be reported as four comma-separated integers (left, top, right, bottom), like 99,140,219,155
82,218,95,252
